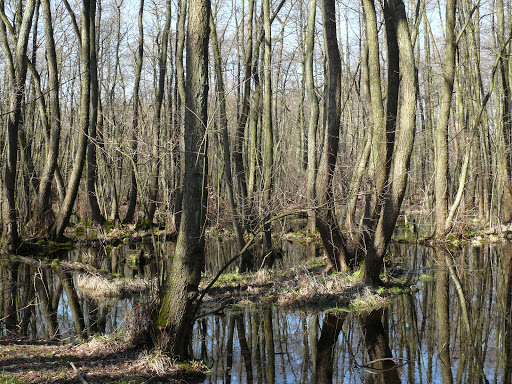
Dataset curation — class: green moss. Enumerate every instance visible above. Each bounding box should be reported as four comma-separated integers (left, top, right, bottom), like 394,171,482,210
50,258,60,270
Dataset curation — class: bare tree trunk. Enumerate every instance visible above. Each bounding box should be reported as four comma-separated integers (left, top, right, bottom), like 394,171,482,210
210,13,251,271
153,0,210,358
262,0,274,252
147,0,173,224
33,0,62,230
124,0,144,224
434,0,457,237
0,0,36,251
87,0,105,226
363,0,417,285
305,0,319,233
50,0,93,241
315,0,351,272
497,0,512,223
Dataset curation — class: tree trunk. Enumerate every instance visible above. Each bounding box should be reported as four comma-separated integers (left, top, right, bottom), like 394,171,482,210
86,0,105,226
0,0,36,251
147,0,173,224
210,13,251,271
153,0,210,358
124,0,144,224
497,0,512,223
262,0,274,252
363,0,417,285
50,0,93,241
434,0,457,237
315,0,351,272
33,0,62,230
305,0,319,233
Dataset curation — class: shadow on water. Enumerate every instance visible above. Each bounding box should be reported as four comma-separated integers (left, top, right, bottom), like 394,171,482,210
1,240,512,383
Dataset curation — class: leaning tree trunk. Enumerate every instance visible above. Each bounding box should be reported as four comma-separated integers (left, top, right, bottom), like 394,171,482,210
50,0,93,241
153,0,210,359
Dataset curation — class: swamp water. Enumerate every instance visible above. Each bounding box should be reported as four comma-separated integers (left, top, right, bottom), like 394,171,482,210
0,240,511,383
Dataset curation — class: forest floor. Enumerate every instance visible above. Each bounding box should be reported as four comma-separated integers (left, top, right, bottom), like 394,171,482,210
0,335,206,383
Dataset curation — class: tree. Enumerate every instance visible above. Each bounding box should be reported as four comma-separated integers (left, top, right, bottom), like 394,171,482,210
153,0,210,358
315,0,352,272
50,0,93,240
0,0,36,251
434,0,457,237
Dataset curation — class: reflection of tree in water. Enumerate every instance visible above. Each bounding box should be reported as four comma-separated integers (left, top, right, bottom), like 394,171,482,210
358,308,400,384
314,311,346,384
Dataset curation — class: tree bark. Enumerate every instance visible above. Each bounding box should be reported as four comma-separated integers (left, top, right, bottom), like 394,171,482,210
305,0,319,233
153,0,210,358
434,0,457,237
124,0,145,224
315,0,351,272
33,0,62,229
0,0,36,251
86,0,105,226
147,0,173,224
50,0,93,241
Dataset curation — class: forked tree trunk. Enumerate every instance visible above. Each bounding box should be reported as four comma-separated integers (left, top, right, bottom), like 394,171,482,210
363,0,417,285
153,0,210,358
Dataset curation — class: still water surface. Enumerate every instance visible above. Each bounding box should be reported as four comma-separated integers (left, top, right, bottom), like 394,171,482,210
0,240,510,383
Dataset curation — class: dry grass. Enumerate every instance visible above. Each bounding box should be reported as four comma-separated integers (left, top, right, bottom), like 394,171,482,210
200,258,400,311
140,349,176,375
76,274,153,300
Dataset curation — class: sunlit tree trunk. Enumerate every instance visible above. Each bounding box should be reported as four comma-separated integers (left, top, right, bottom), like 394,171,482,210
147,0,172,224
153,0,210,358
305,0,319,233
33,0,62,230
497,0,512,223
315,0,351,272
51,1,92,240
262,0,274,252
363,0,417,285
434,0,457,237
210,13,250,271
124,0,144,224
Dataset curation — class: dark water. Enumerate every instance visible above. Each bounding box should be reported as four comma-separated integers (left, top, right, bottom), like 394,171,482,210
1,240,511,383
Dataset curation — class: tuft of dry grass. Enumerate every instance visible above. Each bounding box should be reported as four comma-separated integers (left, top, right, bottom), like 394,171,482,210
76,274,153,300
349,286,391,312
139,350,176,375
